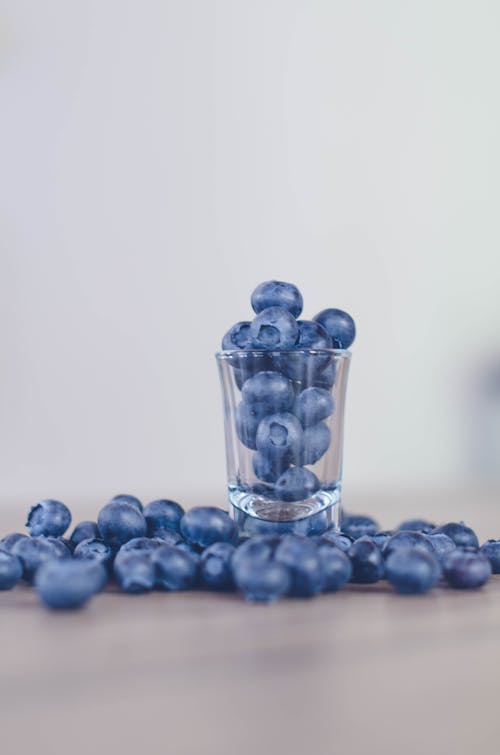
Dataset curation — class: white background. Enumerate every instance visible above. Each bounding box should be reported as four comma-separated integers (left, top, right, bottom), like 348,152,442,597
1,1,500,509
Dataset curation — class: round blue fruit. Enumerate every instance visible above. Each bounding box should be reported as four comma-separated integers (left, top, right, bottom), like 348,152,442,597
231,535,281,571
153,544,199,590
397,518,436,534
313,308,356,349
312,360,337,390
235,402,261,450
431,522,479,549
318,531,354,552
277,321,332,380
97,501,147,548
274,466,320,502
293,387,334,428
300,421,331,465
0,533,28,552
384,531,434,559
113,550,156,593
73,538,114,568
200,542,236,590
149,527,184,545
242,371,295,417
252,450,289,483
35,560,105,609
251,280,303,318
369,531,393,551
341,514,380,540
316,541,352,592
120,537,166,553
0,550,23,590
143,499,184,535
180,507,238,548
222,321,252,350
348,537,385,583
426,532,456,562
233,558,291,602
11,536,67,582
385,547,441,594
26,499,72,538
274,535,324,597
110,494,143,512
69,521,100,547
255,412,304,464
442,549,491,589
249,306,299,350
480,540,500,573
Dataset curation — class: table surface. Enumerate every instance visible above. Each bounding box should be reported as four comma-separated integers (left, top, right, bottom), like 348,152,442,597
1,491,500,755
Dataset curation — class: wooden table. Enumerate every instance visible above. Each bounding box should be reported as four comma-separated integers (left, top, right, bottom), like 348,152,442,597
1,491,499,755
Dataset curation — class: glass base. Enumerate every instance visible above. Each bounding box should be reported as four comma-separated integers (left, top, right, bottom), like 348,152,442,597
229,484,341,536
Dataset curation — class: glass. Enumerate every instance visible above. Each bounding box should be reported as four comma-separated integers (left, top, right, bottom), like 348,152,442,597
216,349,351,535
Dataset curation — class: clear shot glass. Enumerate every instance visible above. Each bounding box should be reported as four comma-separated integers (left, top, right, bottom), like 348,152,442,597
216,349,351,535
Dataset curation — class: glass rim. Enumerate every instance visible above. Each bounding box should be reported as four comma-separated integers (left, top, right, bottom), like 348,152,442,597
215,348,352,360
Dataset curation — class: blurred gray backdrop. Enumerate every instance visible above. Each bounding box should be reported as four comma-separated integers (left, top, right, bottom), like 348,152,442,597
1,0,499,509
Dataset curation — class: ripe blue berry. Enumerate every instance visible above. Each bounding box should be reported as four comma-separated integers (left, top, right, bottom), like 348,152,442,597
274,535,324,597
312,360,337,390
11,536,67,582
277,321,332,380
235,402,261,450
180,507,238,548
397,518,436,534
98,501,147,548
341,514,380,539
313,308,356,349
293,387,334,427
318,531,354,552
45,537,72,560
73,538,114,569
242,371,295,417
70,521,99,546
233,559,291,602
149,527,184,545
143,499,184,535
232,535,280,571
35,560,105,609
114,550,155,593
251,280,303,318
252,451,289,483
0,533,28,552
442,549,491,589
316,541,352,592
26,499,72,538
426,532,456,562
120,537,165,553
369,531,393,550
0,550,23,590
249,307,299,349
431,522,479,549
256,413,304,464
300,421,331,465
275,466,320,502
384,531,434,559
110,494,143,511
348,537,385,583
385,548,441,594
222,321,252,350
153,544,199,590
480,540,500,573
200,542,236,590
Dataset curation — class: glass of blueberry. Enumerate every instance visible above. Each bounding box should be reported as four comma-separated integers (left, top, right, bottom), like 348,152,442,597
216,280,355,535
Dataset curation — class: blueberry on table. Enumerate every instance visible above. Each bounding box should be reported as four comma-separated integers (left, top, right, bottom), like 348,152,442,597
318,531,354,552
44,536,72,559
480,540,500,573
222,321,252,350
11,536,67,582
235,402,261,450
26,499,72,538
35,560,106,609
316,541,352,592
242,371,295,417
383,531,434,559
97,501,147,548
255,412,304,464
426,532,456,562
114,551,155,594
341,514,380,540
120,537,166,553
252,450,288,483
275,466,320,502
231,535,281,571
249,307,299,350
153,544,199,590
293,387,334,428
149,527,184,545
348,537,385,583
442,549,492,589
233,559,291,602
431,522,479,549
313,308,356,349
274,535,324,597
300,421,331,465
251,280,303,318
0,550,23,590
397,518,436,534
385,547,441,594
369,531,393,551
143,499,184,535
0,533,28,552
69,521,100,547
73,538,114,568
200,542,236,590
180,507,238,548
110,494,143,512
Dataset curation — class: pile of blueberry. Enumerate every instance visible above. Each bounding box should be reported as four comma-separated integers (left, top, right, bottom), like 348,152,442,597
221,280,356,500
0,496,498,609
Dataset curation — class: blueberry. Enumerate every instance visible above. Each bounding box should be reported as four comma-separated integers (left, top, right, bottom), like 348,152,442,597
73,538,114,569
120,537,166,553
426,532,457,562
233,559,291,602
26,499,72,537
35,560,106,609
200,542,236,590
313,308,356,349
231,535,281,571
318,530,354,552
242,371,295,417
369,531,393,550
235,402,261,450
316,541,352,592
274,535,324,597
69,521,100,546
256,413,304,464
58,537,76,553
231,353,273,390
480,540,500,573
277,321,332,380
11,536,66,582
442,549,492,589
149,527,184,545
251,280,303,318
431,522,479,549
143,499,184,535
110,494,143,512
275,466,320,502
300,421,331,465
383,531,434,559
44,536,72,560
0,550,23,590
0,533,28,552
153,544,199,590
249,307,299,350
222,321,252,350
176,541,202,560
113,550,155,593
293,387,334,427
252,450,288,483
180,507,238,548
98,501,147,548
397,518,436,534
348,537,385,583
385,548,441,594
312,360,338,390
341,514,380,539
